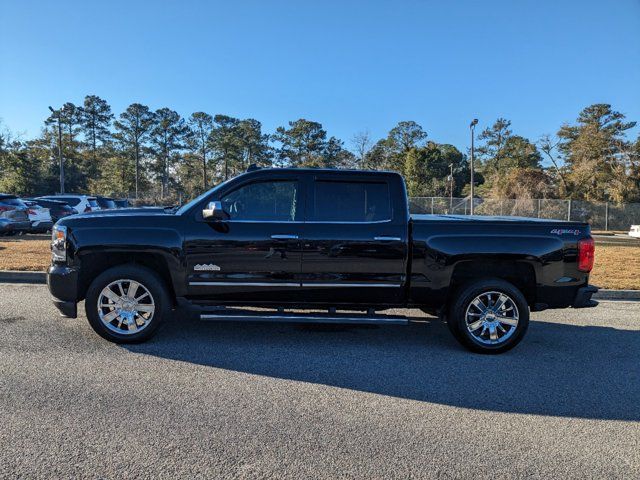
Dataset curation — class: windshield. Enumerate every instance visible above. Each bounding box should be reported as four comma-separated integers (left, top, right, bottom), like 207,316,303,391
175,178,233,215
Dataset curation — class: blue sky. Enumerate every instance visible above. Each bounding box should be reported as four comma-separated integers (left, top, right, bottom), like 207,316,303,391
1,0,639,152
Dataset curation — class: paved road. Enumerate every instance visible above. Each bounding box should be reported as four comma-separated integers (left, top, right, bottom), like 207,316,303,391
1,284,638,479
593,234,640,247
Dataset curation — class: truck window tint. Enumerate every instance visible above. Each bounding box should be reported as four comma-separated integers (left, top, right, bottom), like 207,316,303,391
222,181,297,221
313,181,391,222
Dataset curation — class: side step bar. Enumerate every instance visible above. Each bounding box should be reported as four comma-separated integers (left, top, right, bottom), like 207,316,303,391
199,308,408,325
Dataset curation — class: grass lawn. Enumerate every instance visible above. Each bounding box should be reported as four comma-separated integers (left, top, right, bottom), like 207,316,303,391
1,238,639,290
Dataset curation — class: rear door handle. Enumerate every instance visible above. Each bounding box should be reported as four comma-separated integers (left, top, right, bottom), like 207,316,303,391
374,236,402,241
271,234,299,240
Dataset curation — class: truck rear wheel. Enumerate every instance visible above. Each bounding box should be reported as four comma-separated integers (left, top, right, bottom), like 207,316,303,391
447,278,529,354
84,264,170,344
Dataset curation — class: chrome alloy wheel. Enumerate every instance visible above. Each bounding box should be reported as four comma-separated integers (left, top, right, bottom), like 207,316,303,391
465,291,519,345
97,279,155,335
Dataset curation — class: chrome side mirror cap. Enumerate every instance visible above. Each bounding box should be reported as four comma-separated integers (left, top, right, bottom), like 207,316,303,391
202,201,226,220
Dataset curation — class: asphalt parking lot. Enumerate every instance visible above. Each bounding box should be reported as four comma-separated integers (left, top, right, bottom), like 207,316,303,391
1,284,638,479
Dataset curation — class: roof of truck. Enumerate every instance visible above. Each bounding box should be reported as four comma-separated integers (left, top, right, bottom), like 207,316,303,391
242,167,399,175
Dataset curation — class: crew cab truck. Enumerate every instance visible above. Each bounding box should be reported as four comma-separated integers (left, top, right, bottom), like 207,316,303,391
47,168,598,353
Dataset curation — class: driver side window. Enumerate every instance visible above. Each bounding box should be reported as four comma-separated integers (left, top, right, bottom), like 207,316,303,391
221,180,298,221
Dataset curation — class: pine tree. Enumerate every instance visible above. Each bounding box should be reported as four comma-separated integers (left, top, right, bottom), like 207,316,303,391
114,104,155,198
79,95,114,175
186,112,214,191
149,108,187,199
558,104,637,202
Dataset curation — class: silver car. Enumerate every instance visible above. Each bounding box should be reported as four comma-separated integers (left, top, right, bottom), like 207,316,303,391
0,194,31,235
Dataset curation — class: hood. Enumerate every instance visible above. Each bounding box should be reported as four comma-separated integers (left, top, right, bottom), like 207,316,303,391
76,207,169,217
56,206,176,229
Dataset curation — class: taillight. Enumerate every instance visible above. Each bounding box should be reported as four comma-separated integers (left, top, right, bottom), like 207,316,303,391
28,209,36,215
0,205,12,212
578,237,595,272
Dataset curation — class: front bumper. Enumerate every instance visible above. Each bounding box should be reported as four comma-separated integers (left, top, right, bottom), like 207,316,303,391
572,285,599,308
47,264,79,318
52,299,77,317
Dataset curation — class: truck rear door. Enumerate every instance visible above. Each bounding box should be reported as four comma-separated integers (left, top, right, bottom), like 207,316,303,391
299,172,408,306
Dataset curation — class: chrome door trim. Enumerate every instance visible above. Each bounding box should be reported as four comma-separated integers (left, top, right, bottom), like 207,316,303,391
301,283,400,288
305,219,392,224
189,281,300,287
189,281,401,288
373,236,402,241
271,234,299,239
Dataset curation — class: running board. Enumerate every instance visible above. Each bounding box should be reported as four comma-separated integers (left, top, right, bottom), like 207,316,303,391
199,308,408,325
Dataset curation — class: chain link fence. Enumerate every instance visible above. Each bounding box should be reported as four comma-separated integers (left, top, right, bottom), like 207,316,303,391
409,197,640,231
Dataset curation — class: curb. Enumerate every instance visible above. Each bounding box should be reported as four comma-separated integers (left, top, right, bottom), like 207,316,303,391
0,271,46,284
593,289,640,300
0,271,638,300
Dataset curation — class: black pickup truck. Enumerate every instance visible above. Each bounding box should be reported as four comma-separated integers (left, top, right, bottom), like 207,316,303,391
47,168,597,353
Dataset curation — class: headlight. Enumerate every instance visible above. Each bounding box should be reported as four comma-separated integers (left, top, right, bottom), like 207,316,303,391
51,225,67,262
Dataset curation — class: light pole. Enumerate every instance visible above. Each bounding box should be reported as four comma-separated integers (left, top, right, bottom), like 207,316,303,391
469,118,478,215
448,163,454,213
49,106,65,194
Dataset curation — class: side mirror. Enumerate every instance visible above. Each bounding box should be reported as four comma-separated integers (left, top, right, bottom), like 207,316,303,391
202,201,227,221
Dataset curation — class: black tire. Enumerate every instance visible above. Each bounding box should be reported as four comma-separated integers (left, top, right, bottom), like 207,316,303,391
85,264,170,344
447,278,529,354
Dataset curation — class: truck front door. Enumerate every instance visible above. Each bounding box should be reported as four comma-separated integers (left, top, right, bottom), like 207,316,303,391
185,175,305,304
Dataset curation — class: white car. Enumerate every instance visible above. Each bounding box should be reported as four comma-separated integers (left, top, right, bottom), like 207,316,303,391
629,225,640,238
23,200,53,233
38,195,101,214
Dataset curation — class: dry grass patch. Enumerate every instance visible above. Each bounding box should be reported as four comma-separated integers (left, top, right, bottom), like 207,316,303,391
0,239,50,271
1,238,638,290
590,245,640,290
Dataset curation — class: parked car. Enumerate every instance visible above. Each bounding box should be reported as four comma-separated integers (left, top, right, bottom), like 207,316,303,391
23,200,53,233
47,168,597,353
27,198,78,223
38,195,100,214
96,196,117,210
113,198,131,209
0,194,32,235
629,225,640,238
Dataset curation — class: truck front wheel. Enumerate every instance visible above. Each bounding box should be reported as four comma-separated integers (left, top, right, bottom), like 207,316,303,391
447,278,529,354
84,264,170,344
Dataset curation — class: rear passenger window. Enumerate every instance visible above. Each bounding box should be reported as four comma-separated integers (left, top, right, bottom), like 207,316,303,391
313,181,391,222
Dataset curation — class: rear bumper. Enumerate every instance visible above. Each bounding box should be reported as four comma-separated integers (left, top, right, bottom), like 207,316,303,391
31,221,53,231
47,265,79,318
0,221,32,232
572,285,599,308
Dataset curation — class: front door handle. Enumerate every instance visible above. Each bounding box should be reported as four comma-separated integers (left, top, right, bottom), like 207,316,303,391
374,236,402,241
271,234,299,240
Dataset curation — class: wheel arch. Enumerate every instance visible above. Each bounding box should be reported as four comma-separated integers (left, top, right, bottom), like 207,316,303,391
449,259,537,306
76,250,178,305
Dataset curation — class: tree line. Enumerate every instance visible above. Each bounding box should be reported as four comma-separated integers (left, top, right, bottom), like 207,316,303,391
1,97,639,204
